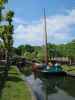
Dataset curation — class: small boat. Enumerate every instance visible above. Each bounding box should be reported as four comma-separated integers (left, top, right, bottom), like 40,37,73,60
33,9,66,77
37,65,66,76
40,69,66,76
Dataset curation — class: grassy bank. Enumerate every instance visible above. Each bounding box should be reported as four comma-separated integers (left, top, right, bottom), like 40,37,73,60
62,65,75,73
0,66,33,100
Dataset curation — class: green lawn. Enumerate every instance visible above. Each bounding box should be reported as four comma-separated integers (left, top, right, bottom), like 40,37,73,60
62,65,75,73
0,66,34,100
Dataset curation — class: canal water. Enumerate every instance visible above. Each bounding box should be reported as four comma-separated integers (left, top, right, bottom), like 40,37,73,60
26,74,75,100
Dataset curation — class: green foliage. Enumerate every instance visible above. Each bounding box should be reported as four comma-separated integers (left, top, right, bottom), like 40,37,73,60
0,1,14,60
0,0,8,6
25,45,34,53
14,39,75,62
65,41,75,59
36,49,44,61
16,45,34,56
0,0,14,63
48,44,57,58
24,52,35,60
0,0,8,21
6,10,14,25
0,25,14,49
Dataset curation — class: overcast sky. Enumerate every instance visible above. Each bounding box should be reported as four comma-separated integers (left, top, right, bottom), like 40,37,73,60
7,0,75,47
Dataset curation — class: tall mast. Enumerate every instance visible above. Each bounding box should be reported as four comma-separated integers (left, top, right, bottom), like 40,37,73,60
44,8,48,64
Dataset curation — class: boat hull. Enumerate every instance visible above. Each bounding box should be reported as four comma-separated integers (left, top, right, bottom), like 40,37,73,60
37,70,66,77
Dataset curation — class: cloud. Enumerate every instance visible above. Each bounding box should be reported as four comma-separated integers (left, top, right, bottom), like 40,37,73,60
13,9,75,47
13,17,27,25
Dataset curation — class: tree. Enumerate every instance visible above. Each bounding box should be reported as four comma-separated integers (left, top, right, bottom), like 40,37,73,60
0,0,8,22
47,43,58,59
6,10,14,25
0,41,5,59
5,10,14,58
25,45,34,53
65,41,75,64
0,22,14,60
0,0,14,77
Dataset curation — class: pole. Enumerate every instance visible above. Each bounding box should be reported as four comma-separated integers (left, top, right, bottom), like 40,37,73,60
44,8,48,64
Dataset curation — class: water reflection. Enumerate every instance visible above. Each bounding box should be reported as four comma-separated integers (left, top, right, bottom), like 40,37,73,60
26,74,75,100
39,76,65,100
58,77,75,97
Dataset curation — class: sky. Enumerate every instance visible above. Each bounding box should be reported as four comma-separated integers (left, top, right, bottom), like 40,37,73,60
7,0,75,47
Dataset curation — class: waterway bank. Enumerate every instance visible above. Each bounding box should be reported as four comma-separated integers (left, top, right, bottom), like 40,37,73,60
0,66,36,100
16,66,37,100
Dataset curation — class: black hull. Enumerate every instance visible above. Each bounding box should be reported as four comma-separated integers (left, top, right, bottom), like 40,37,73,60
37,70,66,77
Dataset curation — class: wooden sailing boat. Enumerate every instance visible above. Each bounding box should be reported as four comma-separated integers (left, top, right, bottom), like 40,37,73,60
32,8,66,76
39,8,66,76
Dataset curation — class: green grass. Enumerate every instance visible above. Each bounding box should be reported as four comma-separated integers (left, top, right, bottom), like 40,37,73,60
0,66,33,100
62,65,75,73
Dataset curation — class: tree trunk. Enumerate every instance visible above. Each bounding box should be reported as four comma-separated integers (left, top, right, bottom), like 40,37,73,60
4,49,10,78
